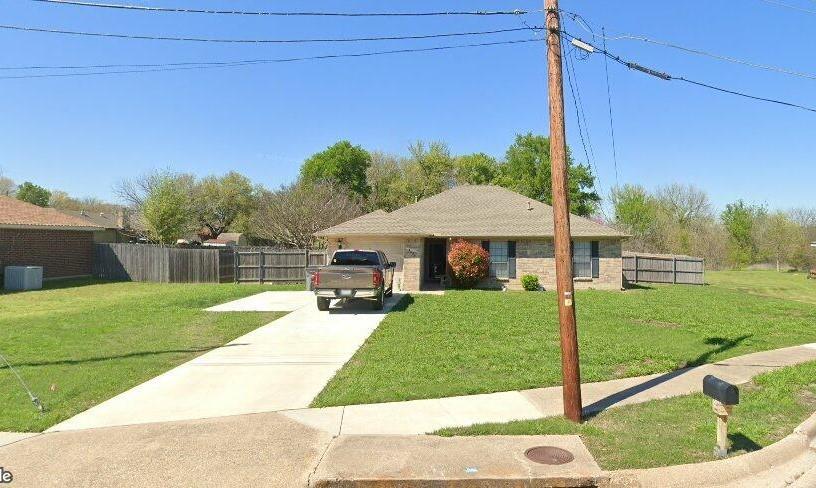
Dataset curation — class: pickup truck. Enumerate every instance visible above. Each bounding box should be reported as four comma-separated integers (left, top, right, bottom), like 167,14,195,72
311,249,396,311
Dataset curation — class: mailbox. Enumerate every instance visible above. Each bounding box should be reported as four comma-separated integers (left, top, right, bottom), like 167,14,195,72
703,375,739,458
703,375,739,405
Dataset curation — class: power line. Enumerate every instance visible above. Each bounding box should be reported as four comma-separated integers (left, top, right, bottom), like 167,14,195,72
0,38,544,79
562,10,816,81
601,28,620,187
30,0,529,17
560,30,816,114
563,48,608,219
757,0,816,14
0,24,539,44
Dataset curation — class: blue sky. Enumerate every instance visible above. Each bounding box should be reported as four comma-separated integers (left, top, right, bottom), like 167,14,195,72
0,0,814,212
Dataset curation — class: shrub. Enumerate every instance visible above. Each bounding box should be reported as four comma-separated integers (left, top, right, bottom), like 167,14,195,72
447,239,489,288
521,274,540,291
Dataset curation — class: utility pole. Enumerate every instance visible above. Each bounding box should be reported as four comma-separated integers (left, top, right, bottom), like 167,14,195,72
545,0,583,423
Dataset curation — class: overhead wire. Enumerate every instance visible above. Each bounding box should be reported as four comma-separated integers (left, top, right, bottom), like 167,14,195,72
601,28,621,187
563,46,608,219
561,9,816,81
757,0,816,14
0,38,544,79
559,29,816,114
28,0,530,17
0,24,539,44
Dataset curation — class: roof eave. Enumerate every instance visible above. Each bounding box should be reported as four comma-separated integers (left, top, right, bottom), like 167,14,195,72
0,224,103,232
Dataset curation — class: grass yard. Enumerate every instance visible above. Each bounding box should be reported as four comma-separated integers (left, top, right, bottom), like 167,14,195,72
437,360,816,470
0,279,298,432
312,270,816,408
709,270,816,305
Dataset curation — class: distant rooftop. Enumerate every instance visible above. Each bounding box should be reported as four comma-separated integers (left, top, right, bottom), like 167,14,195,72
59,209,123,230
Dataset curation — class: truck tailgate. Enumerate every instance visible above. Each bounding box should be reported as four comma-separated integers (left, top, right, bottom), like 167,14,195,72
317,266,377,290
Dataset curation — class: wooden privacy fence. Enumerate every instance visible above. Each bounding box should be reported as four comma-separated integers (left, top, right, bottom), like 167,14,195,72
235,248,327,284
94,243,234,283
623,252,705,285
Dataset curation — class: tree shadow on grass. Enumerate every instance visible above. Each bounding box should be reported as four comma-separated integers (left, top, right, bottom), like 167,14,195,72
583,334,752,419
729,433,763,453
0,343,249,369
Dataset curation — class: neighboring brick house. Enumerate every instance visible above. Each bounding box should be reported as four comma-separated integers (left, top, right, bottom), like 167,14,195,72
316,185,627,291
0,196,102,279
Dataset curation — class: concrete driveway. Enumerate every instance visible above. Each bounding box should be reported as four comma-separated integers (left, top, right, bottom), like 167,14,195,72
49,291,405,432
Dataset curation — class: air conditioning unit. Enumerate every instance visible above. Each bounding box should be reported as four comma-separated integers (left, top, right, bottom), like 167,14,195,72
4,266,43,291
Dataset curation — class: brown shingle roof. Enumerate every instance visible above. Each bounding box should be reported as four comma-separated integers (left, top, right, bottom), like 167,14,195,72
316,185,627,238
0,196,103,230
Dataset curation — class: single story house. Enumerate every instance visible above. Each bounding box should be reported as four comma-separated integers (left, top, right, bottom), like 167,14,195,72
59,209,129,243
0,196,102,279
316,185,627,291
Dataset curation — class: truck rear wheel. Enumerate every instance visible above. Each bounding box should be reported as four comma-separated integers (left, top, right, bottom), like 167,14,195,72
317,297,331,311
372,288,385,311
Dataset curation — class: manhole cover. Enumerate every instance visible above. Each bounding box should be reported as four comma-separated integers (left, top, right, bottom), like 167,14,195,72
524,446,575,465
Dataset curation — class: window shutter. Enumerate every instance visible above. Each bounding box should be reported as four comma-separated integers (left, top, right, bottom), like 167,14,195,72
591,241,600,279
508,241,517,279
481,240,490,252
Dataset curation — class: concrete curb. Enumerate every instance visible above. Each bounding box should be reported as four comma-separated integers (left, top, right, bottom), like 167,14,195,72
605,412,816,488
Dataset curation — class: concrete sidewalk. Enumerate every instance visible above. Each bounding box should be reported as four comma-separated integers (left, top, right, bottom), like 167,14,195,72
282,343,816,435
49,292,405,432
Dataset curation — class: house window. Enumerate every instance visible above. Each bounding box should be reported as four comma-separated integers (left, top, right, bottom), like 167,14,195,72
573,241,592,278
489,241,509,279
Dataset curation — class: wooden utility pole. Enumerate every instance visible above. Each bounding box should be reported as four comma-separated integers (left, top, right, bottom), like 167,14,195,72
545,0,583,423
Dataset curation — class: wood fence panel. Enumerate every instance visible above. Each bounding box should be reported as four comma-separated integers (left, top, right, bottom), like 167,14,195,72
622,253,705,285
94,244,231,283
236,249,327,284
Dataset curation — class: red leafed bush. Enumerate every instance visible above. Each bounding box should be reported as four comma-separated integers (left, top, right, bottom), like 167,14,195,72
447,239,490,289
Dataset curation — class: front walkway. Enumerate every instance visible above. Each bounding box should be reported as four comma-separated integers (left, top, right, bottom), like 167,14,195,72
281,343,816,435
49,292,405,432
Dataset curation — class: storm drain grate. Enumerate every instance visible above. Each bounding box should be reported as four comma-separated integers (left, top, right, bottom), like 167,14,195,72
524,446,575,465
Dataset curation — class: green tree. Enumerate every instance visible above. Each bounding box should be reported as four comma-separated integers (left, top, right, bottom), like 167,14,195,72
653,184,713,255
496,133,600,216
192,172,259,237
610,184,660,251
141,176,194,244
301,140,371,197
454,153,499,185
15,182,51,207
721,200,765,268
756,211,803,272
365,152,404,212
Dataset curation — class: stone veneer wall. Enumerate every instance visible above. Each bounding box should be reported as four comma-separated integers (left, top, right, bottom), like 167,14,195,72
514,238,622,290
401,238,423,291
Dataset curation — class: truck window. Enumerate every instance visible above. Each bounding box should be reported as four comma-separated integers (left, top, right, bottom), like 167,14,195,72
331,251,381,266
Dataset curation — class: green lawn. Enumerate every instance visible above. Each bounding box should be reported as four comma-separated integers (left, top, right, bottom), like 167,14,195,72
312,271,816,407
0,279,297,432
437,360,816,470
708,270,816,305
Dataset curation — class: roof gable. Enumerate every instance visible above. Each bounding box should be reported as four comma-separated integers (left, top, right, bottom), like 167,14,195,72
316,185,625,238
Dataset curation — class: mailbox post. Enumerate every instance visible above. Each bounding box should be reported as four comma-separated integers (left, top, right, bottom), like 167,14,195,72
703,375,739,458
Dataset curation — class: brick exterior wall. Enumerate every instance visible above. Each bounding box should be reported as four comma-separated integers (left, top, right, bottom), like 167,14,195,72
0,228,95,279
